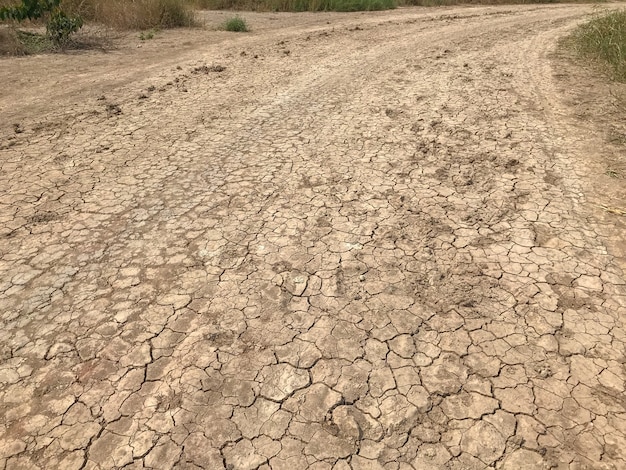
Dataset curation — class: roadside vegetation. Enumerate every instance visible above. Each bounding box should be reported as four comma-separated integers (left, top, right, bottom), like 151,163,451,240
0,0,83,51
0,0,614,56
195,0,599,10
223,15,248,31
203,0,393,11
0,0,195,54
570,9,626,82
0,0,194,32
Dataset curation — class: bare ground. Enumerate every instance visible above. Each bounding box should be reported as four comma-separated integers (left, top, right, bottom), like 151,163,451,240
1,4,626,469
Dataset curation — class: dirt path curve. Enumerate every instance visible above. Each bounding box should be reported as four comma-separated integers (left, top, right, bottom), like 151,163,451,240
1,4,626,469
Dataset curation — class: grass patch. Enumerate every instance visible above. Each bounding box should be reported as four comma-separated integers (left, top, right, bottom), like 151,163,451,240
223,15,248,31
0,26,63,55
56,0,195,29
570,9,626,82
17,29,56,52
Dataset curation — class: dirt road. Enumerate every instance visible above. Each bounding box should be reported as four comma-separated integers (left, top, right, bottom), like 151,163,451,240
1,4,626,469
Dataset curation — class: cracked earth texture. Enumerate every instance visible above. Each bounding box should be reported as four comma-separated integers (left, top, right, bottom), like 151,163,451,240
1,4,626,470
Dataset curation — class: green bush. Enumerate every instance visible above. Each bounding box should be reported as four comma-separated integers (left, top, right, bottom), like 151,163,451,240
0,0,60,21
224,16,247,32
0,0,83,45
47,9,82,44
571,9,626,82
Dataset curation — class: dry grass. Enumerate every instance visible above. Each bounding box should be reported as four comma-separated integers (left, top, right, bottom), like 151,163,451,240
197,0,394,10
192,0,601,10
62,0,195,29
0,25,25,54
570,9,626,82
195,0,393,9
0,0,195,29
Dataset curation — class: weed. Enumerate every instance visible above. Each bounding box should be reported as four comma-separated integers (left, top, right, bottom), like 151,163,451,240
223,16,247,32
47,9,82,45
570,9,626,82
139,29,156,40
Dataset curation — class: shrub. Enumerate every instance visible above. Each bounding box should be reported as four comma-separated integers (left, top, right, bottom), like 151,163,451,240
0,0,83,45
47,9,82,44
0,0,60,21
224,16,247,32
571,9,626,82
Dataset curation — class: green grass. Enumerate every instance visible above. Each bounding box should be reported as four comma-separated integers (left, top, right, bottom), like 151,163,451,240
223,15,248,31
571,9,626,82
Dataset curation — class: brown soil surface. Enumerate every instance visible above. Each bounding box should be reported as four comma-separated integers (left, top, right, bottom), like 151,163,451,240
1,4,625,469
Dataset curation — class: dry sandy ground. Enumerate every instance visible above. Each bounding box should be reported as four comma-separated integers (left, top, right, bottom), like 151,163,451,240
1,4,626,469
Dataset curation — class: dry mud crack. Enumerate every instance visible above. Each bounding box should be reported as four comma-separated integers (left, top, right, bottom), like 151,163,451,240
1,5,626,470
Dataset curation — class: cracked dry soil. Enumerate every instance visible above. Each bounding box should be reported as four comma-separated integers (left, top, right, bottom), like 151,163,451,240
1,4,626,470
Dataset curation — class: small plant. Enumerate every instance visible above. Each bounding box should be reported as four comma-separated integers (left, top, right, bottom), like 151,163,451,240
47,10,83,45
0,0,83,46
223,16,248,32
140,29,156,40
